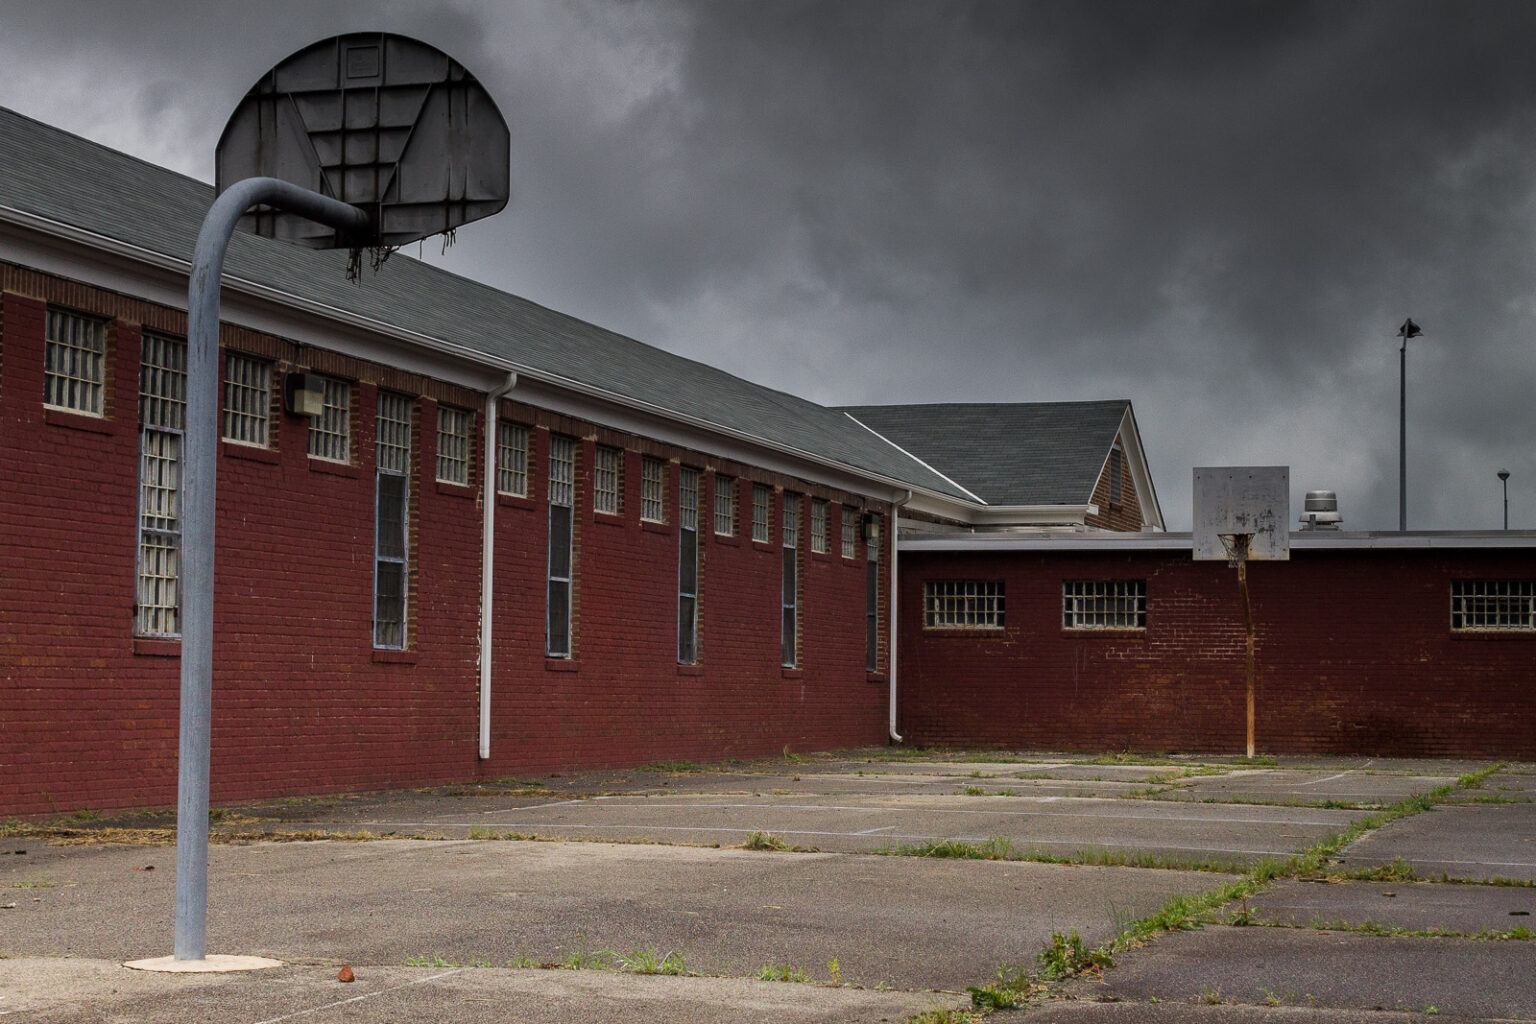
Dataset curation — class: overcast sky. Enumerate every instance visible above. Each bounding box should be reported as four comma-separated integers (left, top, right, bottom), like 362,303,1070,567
2,0,1533,530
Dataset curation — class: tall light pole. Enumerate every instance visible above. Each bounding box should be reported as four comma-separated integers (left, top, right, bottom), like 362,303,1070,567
1499,469,1510,530
1398,318,1422,531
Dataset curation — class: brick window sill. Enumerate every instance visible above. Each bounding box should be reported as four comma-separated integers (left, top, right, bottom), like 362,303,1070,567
1450,630,1536,641
641,520,673,536
309,458,362,479
546,658,579,672
866,671,886,684
677,664,704,677
924,627,1009,639
1061,629,1146,640
712,534,740,547
593,511,626,527
751,540,776,553
221,440,280,464
435,479,475,498
372,648,419,664
781,667,803,680
496,492,535,510
44,408,113,434
133,637,180,657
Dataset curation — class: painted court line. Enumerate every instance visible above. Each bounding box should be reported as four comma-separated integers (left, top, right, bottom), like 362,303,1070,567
249,968,466,1024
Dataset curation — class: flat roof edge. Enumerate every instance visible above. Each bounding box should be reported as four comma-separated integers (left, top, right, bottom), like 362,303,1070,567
900,530,1536,553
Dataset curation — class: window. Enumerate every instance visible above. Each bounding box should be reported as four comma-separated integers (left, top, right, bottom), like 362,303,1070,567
547,434,575,657
135,332,185,636
842,506,857,559
375,393,412,648
782,492,800,667
714,475,737,536
1109,445,1124,505
44,308,107,415
866,513,880,671
811,499,829,554
679,467,700,664
594,446,622,515
923,581,1005,629
307,376,351,462
435,405,471,485
641,456,666,522
752,484,772,543
1451,580,1536,631
1062,579,1147,630
222,354,271,447
497,421,529,496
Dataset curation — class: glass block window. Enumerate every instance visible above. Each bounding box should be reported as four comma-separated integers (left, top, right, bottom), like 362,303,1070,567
497,421,529,496
842,506,857,559
752,484,772,543
1062,579,1147,630
924,580,1005,629
139,332,186,431
714,475,737,536
641,456,666,522
1451,580,1536,631
594,446,622,515
374,392,413,649
376,392,412,475
307,376,351,462
811,499,828,553
222,354,271,447
44,308,107,415
436,405,471,485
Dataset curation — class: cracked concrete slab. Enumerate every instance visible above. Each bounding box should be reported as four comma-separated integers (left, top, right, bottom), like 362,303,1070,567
1249,878,1536,934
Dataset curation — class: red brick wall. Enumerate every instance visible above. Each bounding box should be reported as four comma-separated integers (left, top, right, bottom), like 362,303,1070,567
899,546,1536,758
0,265,892,816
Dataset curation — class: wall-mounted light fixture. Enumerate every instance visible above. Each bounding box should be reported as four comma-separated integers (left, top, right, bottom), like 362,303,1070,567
861,512,881,546
284,371,325,417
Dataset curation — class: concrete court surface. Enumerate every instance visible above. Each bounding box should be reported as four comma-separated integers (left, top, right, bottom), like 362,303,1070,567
3,751,1534,1022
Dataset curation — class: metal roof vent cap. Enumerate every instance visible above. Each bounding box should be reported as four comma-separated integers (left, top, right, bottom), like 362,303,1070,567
1299,490,1343,530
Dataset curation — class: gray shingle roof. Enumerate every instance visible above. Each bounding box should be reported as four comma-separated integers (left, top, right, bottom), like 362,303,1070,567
0,106,970,501
838,401,1132,507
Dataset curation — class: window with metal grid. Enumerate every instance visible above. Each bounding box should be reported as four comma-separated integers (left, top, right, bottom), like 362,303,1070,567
866,513,880,670
641,456,666,522
222,354,271,447
594,446,622,514
714,475,736,536
752,484,771,543
135,332,187,637
1450,580,1536,630
435,405,471,485
307,377,351,462
1062,579,1146,629
547,434,575,657
44,308,107,415
497,421,529,496
782,492,801,666
811,499,828,553
678,467,700,664
923,580,1005,630
374,392,413,648
842,506,857,559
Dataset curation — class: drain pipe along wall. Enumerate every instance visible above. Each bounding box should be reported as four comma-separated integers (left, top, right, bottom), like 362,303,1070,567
889,489,912,743
479,372,518,759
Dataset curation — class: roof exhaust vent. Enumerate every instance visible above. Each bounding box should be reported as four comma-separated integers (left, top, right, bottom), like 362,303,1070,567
1298,490,1343,531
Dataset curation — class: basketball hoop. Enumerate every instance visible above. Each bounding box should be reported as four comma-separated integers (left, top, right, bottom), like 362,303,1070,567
1218,533,1251,568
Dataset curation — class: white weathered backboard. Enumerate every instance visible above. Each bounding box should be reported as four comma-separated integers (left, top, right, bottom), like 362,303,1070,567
1193,466,1290,562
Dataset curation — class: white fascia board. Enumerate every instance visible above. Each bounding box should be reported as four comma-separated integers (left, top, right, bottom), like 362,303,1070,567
1117,404,1165,530
0,207,930,504
901,529,1536,554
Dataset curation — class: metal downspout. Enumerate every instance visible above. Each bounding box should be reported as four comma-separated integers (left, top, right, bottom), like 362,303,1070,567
480,373,518,759
889,490,913,742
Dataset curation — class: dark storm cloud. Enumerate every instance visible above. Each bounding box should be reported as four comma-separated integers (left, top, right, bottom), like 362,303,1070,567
2,1,1535,528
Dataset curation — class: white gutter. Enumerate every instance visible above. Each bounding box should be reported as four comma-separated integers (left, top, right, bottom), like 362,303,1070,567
889,490,913,743
899,529,1536,553
479,372,519,759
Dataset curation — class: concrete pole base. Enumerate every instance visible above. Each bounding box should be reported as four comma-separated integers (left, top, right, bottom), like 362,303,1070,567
123,954,283,973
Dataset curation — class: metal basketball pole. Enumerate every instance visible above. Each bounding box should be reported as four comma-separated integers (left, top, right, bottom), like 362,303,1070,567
176,178,370,960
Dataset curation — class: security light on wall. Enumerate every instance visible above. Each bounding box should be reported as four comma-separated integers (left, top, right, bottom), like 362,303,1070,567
284,372,325,417
861,513,881,545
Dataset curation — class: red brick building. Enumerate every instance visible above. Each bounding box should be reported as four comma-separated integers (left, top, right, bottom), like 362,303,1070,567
0,110,1161,816
898,532,1536,759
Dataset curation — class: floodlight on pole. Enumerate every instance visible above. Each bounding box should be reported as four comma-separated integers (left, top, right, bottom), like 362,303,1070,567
1398,318,1422,532
1499,469,1510,530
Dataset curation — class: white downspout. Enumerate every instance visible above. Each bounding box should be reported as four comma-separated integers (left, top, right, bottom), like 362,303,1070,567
479,372,518,759
889,490,913,743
